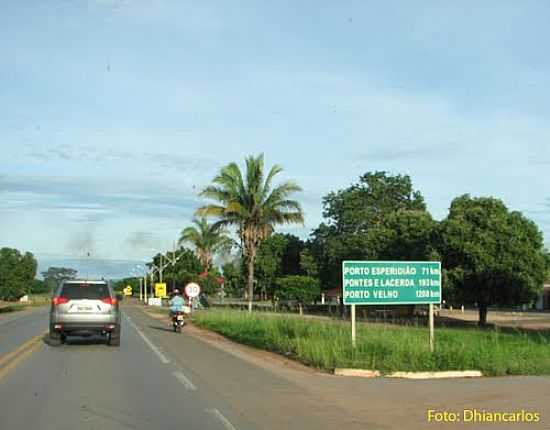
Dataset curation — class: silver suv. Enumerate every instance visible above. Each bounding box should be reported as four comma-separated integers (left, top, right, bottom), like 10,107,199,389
49,280,121,346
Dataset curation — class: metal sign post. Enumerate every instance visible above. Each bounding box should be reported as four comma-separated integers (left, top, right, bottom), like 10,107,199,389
429,303,434,353
351,304,356,348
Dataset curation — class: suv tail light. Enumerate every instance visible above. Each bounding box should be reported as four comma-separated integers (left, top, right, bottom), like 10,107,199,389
52,296,69,306
101,297,118,305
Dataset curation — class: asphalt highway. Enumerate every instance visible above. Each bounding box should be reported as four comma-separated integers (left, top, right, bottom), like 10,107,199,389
1,302,549,430
0,306,255,430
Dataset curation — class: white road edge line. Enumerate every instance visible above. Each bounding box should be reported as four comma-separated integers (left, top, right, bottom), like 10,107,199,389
125,315,171,364
173,370,197,391
206,409,237,430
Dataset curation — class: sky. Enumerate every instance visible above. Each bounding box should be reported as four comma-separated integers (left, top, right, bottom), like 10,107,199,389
1,0,550,278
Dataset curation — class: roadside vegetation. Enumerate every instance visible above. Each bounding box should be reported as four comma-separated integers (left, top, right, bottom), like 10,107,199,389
196,164,550,325
0,303,26,314
0,294,51,314
193,309,550,376
196,154,305,313
4,154,550,330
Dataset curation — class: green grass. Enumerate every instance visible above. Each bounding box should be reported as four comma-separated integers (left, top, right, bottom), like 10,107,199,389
192,309,550,376
0,295,51,314
0,304,26,314
26,294,51,306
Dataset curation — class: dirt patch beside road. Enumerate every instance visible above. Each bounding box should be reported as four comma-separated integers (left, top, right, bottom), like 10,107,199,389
439,309,550,331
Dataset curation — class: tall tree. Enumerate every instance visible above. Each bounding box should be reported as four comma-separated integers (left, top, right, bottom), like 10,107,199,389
178,217,233,270
276,275,320,315
255,234,289,299
41,266,77,293
543,249,550,282
439,195,546,325
309,171,428,290
0,248,37,300
197,154,304,312
222,258,245,298
299,248,319,278
280,234,305,276
381,210,439,261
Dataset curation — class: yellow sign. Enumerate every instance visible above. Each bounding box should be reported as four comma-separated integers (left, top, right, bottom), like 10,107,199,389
123,286,133,296
155,283,167,298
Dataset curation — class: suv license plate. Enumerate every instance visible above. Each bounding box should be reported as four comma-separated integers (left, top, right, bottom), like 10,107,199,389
78,306,93,312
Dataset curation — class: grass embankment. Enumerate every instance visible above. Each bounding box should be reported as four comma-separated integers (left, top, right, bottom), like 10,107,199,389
193,309,550,376
0,295,51,314
0,304,27,314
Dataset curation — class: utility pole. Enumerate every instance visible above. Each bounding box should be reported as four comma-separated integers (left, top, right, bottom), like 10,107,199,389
159,254,163,283
144,274,148,303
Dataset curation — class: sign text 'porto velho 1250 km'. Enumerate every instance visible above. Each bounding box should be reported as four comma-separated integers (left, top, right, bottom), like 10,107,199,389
342,261,442,305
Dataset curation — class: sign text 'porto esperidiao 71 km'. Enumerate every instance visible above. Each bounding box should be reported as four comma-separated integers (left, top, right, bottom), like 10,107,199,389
342,261,442,305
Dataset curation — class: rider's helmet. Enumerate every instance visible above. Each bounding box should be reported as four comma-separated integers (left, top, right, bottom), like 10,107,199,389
173,288,181,296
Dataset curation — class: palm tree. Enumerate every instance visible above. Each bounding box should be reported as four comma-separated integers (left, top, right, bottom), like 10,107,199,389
178,217,233,271
197,154,304,312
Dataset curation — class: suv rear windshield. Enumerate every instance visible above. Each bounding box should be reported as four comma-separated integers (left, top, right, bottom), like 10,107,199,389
60,283,110,300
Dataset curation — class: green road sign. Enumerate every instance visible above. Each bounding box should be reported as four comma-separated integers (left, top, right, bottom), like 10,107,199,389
342,261,441,305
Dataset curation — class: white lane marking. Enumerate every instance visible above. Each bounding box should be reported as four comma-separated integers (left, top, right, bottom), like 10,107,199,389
206,408,237,430
125,315,171,364
173,370,197,391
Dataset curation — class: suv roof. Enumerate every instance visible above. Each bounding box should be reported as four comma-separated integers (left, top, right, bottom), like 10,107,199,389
63,280,108,284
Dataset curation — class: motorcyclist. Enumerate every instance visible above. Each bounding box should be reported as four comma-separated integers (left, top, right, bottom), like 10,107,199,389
169,289,185,317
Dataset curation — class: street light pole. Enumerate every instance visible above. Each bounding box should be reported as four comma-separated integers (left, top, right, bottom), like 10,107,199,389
159,254,163,284
144,274,148,303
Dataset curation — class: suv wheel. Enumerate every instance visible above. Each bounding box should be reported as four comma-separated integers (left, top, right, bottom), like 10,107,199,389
49,325,62,346
108,327,121,347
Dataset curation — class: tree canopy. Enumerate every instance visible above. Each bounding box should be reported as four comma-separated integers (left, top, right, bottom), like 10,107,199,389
276,275,320,307
179,217,233,270
41,266,78,293
221,258,245,297
0,248,37,300
439,195,546,324
309,171,430,289
254,233,306,299
197,154,304,312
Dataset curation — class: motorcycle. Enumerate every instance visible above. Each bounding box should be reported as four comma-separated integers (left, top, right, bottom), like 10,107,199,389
172,311,186,333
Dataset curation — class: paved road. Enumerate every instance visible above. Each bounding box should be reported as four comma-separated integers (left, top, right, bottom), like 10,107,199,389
0,307,49,356
0,306,256,430
1,303,549,430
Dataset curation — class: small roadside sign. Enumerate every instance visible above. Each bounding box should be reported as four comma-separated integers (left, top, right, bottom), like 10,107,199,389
185,282,201,298
155,283,167,298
